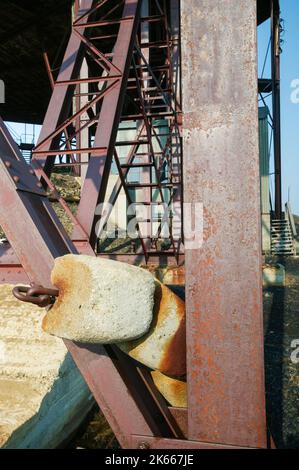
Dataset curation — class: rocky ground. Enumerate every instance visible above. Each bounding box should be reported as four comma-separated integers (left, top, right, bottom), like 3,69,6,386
48,173,81,237
70,408,119,449
0,173,80,239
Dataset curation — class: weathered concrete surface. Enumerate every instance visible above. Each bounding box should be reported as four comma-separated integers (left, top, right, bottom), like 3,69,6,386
118,280,186,376
43,255,156,343
145,266,185,286
0,285,93,449
263,263,286,287
181,0,267,447
151,371,187,408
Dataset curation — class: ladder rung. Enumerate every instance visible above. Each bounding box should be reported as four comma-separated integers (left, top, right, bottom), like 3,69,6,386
126,183,160,188
134,96,165,102
126,183,172,189
150,133,171,137
147,251,176,256
132,65,170,72
56,76,121,86
138,219,163,223
145,106,170,111
90,34,118,41
141,15,165,23
74,17,135,29
120,163,153,169
141,41,169,49
115,140,148,146
133,152,163,156
134,202,165,206
126,86,172,93
121,112,174,120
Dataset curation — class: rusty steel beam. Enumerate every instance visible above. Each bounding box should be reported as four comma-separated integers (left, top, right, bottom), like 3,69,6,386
32,0,143,249
0,252,184,283
74,0,143,248
0,119,76,286
0,264,29,285
32,0,95,175
181,0,267,448
130,436,250,449
30,0,183,262
0,116,185,447
271,0,282,219
0,0,270,449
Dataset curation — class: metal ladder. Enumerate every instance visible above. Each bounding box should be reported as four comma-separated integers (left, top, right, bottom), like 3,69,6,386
29,0,183,264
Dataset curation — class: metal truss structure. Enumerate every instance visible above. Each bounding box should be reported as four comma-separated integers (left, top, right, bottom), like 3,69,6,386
258,0,282,219
0,0,275,449
32,0,183,264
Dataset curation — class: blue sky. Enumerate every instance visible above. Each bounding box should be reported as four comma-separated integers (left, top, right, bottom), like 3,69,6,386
280,0,299,214
6,1,299,214
258,0,299,214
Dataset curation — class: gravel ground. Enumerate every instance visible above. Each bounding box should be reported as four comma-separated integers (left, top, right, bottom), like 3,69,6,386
69,407,119,450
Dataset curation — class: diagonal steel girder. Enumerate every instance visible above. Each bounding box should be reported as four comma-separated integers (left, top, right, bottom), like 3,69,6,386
0,1,186,447
0,114,183,448
75,0,144,248
32,0,144,249
32,0,95,174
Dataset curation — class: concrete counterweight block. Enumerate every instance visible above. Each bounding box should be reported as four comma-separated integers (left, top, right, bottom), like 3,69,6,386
263,263,286,287
43,255,156,344
118,281,186,377
43,255,186,378
151,371,187,408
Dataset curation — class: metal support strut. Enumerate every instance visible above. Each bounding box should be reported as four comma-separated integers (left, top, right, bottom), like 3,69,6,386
0,0,270,449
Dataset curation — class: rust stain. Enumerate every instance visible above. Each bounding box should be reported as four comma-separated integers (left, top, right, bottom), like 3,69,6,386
42,256,92,332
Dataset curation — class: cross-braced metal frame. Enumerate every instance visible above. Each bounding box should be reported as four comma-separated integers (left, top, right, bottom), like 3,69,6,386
31,0,183,264
0,0,271,449
258,0,282,219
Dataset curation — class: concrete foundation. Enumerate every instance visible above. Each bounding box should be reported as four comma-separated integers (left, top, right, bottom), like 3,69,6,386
263,263,286,287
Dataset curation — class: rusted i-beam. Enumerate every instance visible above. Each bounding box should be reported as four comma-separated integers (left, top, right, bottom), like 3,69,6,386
181,0,268,448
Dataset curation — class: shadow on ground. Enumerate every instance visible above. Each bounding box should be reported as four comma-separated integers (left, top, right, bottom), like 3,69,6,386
264,256,299,448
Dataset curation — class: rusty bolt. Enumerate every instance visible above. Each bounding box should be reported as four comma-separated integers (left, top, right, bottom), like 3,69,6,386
13,175,20,183
5,161,12,168
138,442,150,450
37,182,43,188
29,169,35,175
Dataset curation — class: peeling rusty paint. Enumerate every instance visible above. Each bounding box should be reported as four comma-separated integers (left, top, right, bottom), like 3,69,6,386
182,0,267,448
